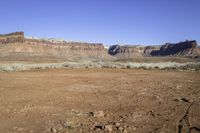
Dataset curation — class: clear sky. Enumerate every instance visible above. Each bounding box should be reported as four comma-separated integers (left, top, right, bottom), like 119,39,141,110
0,0,200,45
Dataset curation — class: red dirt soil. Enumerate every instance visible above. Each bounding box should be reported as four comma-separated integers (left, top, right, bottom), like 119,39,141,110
0,69,199,133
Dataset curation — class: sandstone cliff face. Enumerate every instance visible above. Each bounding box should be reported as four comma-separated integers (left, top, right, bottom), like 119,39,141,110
109,40,199,58
144,46,161,56
1,32,199,60
108,45,145,58
0,32,110,59
198,47,200,59
0,32,24,44
24,39,108,58
156,40,198,56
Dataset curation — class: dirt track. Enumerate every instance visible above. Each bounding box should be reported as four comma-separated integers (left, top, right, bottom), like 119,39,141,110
0,69,199,133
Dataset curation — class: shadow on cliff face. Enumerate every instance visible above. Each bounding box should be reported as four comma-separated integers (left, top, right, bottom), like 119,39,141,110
108,45,121,55
152,40,198,56
108,40,199,59
0,32,200,64
0,32,113,62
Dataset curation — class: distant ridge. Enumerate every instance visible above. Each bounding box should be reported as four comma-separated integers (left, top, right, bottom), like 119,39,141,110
0,31,199,59
0,32,110,59
109,40,199,58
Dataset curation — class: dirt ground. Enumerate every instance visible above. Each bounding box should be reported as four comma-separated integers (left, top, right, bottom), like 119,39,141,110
0,69,199,133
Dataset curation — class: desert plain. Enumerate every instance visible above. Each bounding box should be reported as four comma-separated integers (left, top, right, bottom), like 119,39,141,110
0,68,199,133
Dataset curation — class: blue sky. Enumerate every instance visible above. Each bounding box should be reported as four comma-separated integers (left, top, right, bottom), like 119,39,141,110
0,0,200,45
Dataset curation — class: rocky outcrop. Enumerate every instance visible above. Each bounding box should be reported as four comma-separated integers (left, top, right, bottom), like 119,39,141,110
199,46,200,55
0,32,110,59
156,40,198,56
109,40,199,58
144,46,161,56
1,32,199,59
0,32,24,44
23,38,108,58
108,45,146,58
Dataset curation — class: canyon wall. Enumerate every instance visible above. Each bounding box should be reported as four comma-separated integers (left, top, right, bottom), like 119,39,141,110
108,45,146,58
156,40,198,56
0,32,199,60
23,39,108,58
0,32,24,44
0,32,110,59
109,40,199,58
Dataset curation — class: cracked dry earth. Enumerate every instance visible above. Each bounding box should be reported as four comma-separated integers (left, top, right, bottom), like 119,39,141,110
0,69,199,133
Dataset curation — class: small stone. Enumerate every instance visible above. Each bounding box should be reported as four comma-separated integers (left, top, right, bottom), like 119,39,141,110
132,126,137,131
176,85,182,89
181,97,189,102
58,126,63,131
123,128,128,133
63,122,69,128
95,128,101,132
17,127,24,131
93,111,104,117
51,127,57,133
77,112,83,116
156,95,160,99
118,127,124,131
174,97,190,103
115,122,120,127
104,125,113,132
94,125,104,131
127,126,131,130
148,110,156,117
71,109,80,114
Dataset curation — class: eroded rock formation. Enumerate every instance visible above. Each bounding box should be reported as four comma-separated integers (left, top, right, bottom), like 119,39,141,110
23,38,108,58
157,40,198,56
108,45,146,58
0,32,110,59
109,40,199,58
0,32,24,44
144,46,161,56
0,32,199,59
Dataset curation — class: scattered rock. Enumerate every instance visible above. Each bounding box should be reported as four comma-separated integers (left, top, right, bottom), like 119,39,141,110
132,126,137,131
109,40,199,58
118,127,124,131
147,110,157,117
94,110,105,117
91,110,105,117
17,127,24,131
123,128,128,133
174,97,190,103
71,109,79,113
76,112,83,116
176,85,182,89
51,127,57,133
94,124,104,131
57,126,63,131
181,97,190,102
104,125,113,132
114,122,120,127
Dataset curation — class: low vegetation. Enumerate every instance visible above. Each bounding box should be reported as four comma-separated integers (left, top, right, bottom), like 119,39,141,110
0,61,200,72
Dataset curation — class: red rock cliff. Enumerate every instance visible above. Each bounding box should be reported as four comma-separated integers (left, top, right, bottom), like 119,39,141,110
108,45,146,58
109,40,199,58
0,32,24,44
0,32,110,59
24,38,108,58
